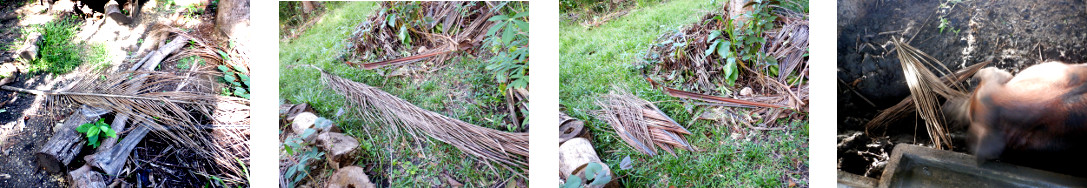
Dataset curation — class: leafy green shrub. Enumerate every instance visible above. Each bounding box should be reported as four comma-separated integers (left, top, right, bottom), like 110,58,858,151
76,118,117,148
282,123,327,188
218,65,250,99
484,5,529,91
31,16,84,74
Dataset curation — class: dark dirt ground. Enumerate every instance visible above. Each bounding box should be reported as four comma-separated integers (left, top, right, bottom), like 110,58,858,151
837,0,1087,179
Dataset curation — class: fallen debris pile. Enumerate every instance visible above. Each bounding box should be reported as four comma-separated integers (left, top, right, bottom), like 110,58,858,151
640,1,809,129
318,68,529,173
594,89,693,156
3,32,250,187
345,1,502,69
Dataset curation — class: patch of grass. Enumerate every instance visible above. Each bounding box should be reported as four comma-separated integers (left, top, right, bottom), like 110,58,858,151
280,2,520,186
30,16,83,74
560,0,808,186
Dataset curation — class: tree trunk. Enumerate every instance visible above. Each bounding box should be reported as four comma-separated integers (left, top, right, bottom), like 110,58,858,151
216,0,250,41
301,1,315,13
317,132,358,169
69,165,106,188
35,110,99,173
90,126,150,176
558,138,609,180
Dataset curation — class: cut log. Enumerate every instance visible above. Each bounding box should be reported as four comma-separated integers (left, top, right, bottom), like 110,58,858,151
558,138,609,180
326,166,375,188
35,110,100,173
69,165,106,188
316,132,358,168
104,0,131,24
17,32,42,61
91,126,150,176
292,112,318,140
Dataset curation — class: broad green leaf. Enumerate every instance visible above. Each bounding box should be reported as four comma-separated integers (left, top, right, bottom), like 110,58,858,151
88,135,98,147
487,21,507,37
223,72,237,82
104,128,117,138
233,87,247,97
590,171,611,185
77,123,91,133
387,14,397,27
707,30,721,43
217,65,230,72
398,26,409,43
232,65,247,74
217,50,229,61
488,15,509,21
584,162,602,180
705,40,719,57
717,41,731,58
513,20,528,33
511,11,529,19
563,176,583,188
502,24,516,44
301,128,316,138
88,127,100,137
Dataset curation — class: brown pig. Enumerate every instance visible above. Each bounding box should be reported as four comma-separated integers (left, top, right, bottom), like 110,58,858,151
955,62,1087,166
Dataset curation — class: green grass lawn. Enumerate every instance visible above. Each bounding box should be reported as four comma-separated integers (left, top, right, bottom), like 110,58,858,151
560,0,809,186
279,2,521,186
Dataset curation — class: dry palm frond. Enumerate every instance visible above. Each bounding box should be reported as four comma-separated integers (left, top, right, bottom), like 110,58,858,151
19,31,252,186
594,88,694,156
317,68,528,174
864,60,989,133
890,37,967,149
37,70,251,182
346,1,499,67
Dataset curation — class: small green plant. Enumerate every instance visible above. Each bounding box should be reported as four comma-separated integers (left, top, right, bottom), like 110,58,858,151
76,118,117,148
484,5,529,131
218,65,250,99
702,0,784,87
484,7,530,91
282,126,324,188
561,162,612,188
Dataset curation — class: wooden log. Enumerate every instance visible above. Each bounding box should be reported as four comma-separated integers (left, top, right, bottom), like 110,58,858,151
105,0,131,24
17,32,41,61
558,138,609,180
316,132,358,169
215,0,250,41
68,165,106,188
35,110,99,173
292,112,318,140
326,166,375,188
60,36,189,180
91,125,150,176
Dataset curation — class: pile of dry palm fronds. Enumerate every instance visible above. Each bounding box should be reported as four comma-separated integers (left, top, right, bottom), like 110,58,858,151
317,68,528,174
643,7,808,96
864,37,969,149
594,89,694,156
12,31,251,186
345,1,503,69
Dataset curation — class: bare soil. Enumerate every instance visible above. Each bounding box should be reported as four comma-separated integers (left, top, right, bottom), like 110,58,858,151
837,0,1087,179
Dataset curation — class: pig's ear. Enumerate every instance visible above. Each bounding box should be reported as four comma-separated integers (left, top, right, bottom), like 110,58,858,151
970,124,1006,162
